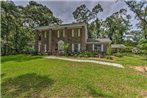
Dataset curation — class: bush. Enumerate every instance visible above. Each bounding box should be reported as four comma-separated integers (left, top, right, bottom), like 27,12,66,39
23,47,38,55
113,53,123,57
123,46,133,53
106,43,112,55
70,51,97,57
132,47,141,54
106,56,113,60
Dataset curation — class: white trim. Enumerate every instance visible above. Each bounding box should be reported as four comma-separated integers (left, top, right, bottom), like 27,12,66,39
78,44,80,52
92,44,94,51
78,29,80,37
72,29,74,37
57,30,60,38
72,44,74,52
101,44,104,52
63,30,65,37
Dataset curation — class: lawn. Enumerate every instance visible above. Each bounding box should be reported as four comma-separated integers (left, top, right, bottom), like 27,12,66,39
1,54,147,98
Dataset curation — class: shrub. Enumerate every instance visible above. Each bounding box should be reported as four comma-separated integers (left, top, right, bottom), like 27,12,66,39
23,47,38,55
132,47,141,54
106,56,113,60
123,46,133,53
63,43,70,56
113,53,123,57
70,51,97,57
106,43,112,55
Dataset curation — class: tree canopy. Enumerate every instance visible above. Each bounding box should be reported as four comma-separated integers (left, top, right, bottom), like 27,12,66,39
1,1,62,55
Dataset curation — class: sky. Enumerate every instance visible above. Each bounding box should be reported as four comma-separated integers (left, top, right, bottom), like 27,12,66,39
13,0,136,24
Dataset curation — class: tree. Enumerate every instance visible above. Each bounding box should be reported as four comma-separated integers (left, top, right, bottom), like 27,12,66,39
73,3,103,38
138,39,147,59
92,4,103,38
22,1,62,28
106,43,112,55
125,0,147,39
125,0,147,25
1,1,19,55
103,9,131,44
1,1,62,55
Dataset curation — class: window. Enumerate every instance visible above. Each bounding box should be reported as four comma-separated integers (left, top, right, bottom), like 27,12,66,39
74,44,78,52
94,44,101,51
78,29,80,37
72,29,74,37
57,30,60,38
72,43,80,52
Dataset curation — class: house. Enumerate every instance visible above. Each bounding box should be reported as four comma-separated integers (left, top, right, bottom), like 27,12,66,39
34,22,111,54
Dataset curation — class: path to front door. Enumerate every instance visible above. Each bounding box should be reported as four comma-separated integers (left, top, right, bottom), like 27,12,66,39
45,56,124,68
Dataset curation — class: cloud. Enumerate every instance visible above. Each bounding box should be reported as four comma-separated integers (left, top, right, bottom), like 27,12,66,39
13,0,135,24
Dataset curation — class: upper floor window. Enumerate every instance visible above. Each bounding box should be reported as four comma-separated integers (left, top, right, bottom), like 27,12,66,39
72,29,74,37
71,29,81,37
57,30,65,38
78,29,80,37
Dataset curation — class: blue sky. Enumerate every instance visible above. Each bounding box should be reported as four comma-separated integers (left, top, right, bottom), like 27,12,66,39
13,0,136,23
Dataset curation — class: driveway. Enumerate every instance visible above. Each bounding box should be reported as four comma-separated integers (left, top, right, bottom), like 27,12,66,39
45,56,124,68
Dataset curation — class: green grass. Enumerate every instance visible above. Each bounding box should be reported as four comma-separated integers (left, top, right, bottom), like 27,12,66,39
1,54,147,98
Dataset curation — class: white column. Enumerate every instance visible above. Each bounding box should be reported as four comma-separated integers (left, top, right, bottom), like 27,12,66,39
78,44,80,52
72,44,74,52
92,44,94,51
101,44,104,52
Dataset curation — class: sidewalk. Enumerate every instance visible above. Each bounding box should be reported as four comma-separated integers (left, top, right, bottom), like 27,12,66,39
45,56,124,68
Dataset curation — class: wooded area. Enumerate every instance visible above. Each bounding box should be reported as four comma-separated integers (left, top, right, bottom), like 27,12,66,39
1,0,147,56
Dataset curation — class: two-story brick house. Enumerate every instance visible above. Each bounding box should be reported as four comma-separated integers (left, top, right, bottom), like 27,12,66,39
34,22,111,54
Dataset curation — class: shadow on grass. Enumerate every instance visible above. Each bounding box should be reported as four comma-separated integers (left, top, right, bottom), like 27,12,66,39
1,73,54,98
1,55,41,63
1,73,6,78
87,86,113,98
